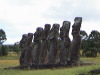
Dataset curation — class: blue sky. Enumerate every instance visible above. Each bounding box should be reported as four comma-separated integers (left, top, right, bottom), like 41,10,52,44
0,0,100,44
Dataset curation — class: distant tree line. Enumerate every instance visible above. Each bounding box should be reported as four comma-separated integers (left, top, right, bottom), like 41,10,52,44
0,29,21,56
80,30,100,57
0,42,21,56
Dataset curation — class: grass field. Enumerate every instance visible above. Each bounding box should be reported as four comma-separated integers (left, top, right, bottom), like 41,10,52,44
0,53,100,75
80,57,100,64
0,63,100,75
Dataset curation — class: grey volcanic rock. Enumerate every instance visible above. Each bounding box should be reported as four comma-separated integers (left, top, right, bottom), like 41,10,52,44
70,17,82,65
32,27,43,65
19,34,28,66
19,33,33,67
60,21,71,65
40,24,51,64
48,24,60,64
19,17,82,69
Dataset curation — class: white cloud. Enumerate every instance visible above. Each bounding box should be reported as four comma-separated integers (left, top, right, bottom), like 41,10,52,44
0,0,100,44
43,0,100,21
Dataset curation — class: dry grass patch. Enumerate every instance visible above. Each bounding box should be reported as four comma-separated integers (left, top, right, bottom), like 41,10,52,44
0,60,19,69
80,56,100,64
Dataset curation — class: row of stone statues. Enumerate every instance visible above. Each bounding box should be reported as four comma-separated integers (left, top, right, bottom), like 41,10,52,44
19,17,82,68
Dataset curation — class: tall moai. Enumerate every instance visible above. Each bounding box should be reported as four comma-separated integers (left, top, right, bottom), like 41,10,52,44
24,33,33,67
70,17,82,65
60,21,71,65
19,34,28,67
48,24,60,64
32,27,43,65
40,24,51,64
19,33,33,67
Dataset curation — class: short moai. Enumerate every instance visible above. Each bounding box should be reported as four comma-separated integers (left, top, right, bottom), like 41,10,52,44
40,24,51,64
32,27,43,65
19,34,28,67
48,24,60,64
70,17,82,65
60,21,71,65
24,33,33,67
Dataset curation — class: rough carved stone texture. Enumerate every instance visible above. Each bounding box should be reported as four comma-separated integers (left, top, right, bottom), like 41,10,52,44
40,24,51,64
60,21,71,65
19,34,28,66
19,17,83,69
24,33,33,67
70,17,82,65
48,24,60,64
32,27,43,65
19,33,33,67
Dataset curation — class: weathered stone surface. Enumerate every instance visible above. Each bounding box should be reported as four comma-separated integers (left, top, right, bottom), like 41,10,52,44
70,17,82,65
32,27,43,65
48,24,60,64
60,21,71,65
24,33,33,67
19,34,28,66
19,33,33,67
40,24,51,64
18,17,83,69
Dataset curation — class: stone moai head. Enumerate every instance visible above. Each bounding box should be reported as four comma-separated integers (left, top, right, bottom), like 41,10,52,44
49,24,60,40
27,33,33,46
63,21,71,36
42,24,51,40
22,34,28,39
63,21,71,35
34,27,43,42
72,17,82,35
36,27,43,35
52,24,60,31
44,24,51,32
60,21,71,40
20,34,28,48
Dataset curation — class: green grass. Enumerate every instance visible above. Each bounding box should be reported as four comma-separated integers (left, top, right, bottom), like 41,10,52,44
80,57,100,64
0,65,100,75
0,56,19,60
0,53,100,75
0,60,19,69
0,53,20,60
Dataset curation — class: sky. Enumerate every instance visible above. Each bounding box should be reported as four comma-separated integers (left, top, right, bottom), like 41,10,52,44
0,0,100,44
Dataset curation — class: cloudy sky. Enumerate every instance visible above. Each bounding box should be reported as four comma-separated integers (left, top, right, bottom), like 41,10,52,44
0,0,100,44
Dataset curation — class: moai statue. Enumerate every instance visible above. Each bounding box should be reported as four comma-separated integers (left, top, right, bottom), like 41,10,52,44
40,24,51,64
32,27,43,65
48,24,60,64
19,34,28,67
70,17,82,65
24,33,33,67
60,21,71,65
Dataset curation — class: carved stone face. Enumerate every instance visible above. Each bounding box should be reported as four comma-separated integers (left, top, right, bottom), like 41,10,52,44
63,21,70,27
74,17,82,24
22,34,28,39
34,27,43,42
45,24,51,31
26,33,33,45
63,21,71,33
28,33,33,38
21,34,28,43
72,17,82,35
60,21,71,38
53,24,60,30
36,27,43,35
20,34,28,48
48,24,60,39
